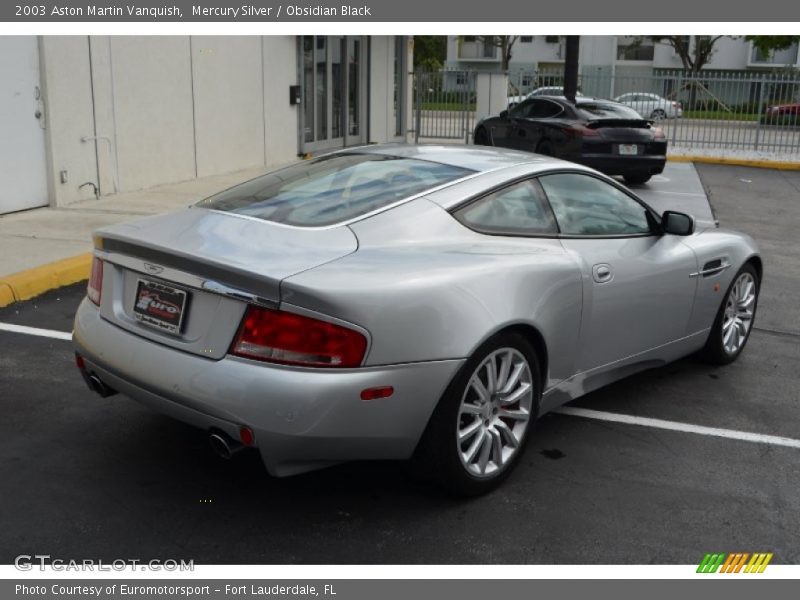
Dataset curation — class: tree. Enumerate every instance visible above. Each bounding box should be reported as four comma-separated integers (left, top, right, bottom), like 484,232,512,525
474,36,519,71
649,35,726,73
413,36,447,71
746,35,800,55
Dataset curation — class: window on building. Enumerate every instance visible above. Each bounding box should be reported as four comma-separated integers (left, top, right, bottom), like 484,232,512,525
463,36,476,43
545,36,559,44
616,43,655,61
520,36,533,43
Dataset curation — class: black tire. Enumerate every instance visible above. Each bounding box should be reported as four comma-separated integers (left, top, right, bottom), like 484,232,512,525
700,262,760,365
474,127,490,146
536,141,552,156
410,331,542,496
624,173,652,185
650,109,666,120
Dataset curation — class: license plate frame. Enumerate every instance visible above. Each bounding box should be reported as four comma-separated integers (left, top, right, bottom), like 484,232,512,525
618,144,640,156
133,279,188,335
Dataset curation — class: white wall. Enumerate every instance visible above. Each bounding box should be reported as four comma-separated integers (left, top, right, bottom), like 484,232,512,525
40,35,302,207
39,36,98,204
369,36,407,144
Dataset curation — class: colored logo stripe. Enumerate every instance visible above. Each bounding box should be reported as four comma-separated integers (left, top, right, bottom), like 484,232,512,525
697,553,773,573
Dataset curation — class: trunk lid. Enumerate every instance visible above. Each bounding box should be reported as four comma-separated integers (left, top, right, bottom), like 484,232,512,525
94,207,357,359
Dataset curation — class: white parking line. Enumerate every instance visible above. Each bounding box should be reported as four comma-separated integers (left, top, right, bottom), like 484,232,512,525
2,320,798,451
556,406,800,450
0,322,73,341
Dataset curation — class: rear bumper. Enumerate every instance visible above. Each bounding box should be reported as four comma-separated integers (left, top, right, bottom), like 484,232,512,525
73,298,463,476
577,154,666,176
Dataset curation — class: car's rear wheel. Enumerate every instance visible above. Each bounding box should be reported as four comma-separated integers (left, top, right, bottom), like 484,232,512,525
701,263,760,365
411,332,541,496
650,109,666,120
474,127,490,146
623,172,652,185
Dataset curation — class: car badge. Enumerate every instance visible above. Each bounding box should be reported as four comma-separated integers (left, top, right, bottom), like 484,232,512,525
143,263,165,275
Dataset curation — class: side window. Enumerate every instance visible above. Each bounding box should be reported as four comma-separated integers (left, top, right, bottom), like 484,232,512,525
455,180,558,236
538,173,652,236
509,99,534,118
529,99,562,118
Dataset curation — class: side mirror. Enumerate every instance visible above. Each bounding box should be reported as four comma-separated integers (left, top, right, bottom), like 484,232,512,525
499,109,509,120
662,210,694,236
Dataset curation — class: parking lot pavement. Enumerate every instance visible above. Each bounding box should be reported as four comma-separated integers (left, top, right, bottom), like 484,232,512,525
1,165,798,565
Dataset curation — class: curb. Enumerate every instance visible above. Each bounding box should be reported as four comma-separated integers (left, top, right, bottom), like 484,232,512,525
669,155,800,170
0,253,92,309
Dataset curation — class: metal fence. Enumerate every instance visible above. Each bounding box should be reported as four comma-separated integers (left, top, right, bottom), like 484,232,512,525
413,68,800,157
413,70,476,142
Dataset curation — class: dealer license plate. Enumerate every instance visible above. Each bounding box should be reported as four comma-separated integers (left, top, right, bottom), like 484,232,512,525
133,279,188,335
618,144,639,155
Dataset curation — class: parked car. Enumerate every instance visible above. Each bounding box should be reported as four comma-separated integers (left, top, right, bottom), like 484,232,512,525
475,96,667,184
508,86,583,108
73,145,761,495
760,101,800,125
614,92,683,120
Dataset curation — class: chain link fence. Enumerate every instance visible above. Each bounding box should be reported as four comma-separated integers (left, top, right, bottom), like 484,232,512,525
413,68,800,157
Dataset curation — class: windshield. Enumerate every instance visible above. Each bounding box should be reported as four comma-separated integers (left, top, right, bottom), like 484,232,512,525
197,154,473,227
575,101,644,120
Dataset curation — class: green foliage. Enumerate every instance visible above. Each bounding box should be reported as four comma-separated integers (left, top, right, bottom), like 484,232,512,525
413,36,447,71
746,36,800,54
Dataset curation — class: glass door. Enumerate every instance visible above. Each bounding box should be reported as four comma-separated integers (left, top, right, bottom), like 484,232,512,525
300,36,366,154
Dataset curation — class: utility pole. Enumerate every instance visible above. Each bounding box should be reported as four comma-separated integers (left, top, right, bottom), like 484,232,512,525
563,36,580,103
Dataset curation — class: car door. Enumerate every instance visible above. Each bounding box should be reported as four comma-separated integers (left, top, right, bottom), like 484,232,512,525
490,99,532,148
537,171,699,373
511,99,562,152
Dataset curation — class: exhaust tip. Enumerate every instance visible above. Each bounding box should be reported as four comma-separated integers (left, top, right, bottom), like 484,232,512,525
209,432,244,460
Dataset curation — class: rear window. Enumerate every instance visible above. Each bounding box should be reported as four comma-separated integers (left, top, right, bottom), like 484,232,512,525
575,101,643,120
196,153,473,227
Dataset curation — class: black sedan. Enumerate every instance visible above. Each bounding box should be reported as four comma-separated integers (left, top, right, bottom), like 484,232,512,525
474,96,667,185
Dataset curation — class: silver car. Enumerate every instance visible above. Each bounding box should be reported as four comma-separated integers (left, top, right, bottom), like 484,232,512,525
73,145,761,495
614,92,683,120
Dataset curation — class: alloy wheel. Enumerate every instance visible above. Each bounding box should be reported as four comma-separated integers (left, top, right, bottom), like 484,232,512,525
456,348,533,478
722,271,756,355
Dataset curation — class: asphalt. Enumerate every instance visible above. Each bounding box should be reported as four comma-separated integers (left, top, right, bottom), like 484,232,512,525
0,164,798,565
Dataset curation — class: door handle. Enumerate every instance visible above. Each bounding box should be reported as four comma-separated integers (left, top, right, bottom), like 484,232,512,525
592,263,613,283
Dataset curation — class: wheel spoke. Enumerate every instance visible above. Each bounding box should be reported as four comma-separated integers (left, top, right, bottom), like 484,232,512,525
460,402,483,416
477,430,492,474
500,381,531,406
459,418,482,441
463,428,486,464
496,352,511,393
498,407,529,422
489,428,504,467
485,358,498,394
470,376,489,403
499,362,524,395
495,419,519,448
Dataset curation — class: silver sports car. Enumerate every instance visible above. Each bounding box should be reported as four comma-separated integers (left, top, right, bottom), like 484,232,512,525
73,144,761,495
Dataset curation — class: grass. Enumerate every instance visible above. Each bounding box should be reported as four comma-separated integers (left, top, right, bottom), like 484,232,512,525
420,102,476,111
673,110,759,121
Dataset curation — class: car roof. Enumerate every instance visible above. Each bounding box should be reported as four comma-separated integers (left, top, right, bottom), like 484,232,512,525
340,143,549,173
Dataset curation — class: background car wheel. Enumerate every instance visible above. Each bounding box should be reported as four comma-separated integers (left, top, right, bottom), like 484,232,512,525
623,173,652,185
474,127,490,146
650,109,666,120
536,141,552,156
411,332,541,496
700,263,760,365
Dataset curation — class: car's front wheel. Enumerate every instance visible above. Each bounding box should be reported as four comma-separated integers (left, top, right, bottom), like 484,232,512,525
650,108,666,120
411,332,541,496
701,263,760,365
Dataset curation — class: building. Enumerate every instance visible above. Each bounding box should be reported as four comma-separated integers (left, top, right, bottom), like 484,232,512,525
0,36,412,216
445,35,800,105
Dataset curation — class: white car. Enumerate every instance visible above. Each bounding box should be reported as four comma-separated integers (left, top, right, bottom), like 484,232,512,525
508,87,583,108
614,92,683,120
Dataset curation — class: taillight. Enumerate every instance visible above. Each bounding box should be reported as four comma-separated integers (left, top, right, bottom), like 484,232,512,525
87,257,103,306
230,306,367,368
567,125,600,138
653,127,666,140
